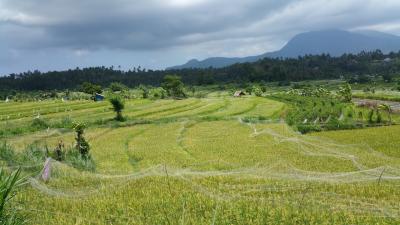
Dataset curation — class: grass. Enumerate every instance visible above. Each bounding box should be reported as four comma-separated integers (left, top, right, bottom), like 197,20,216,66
1,95,400,224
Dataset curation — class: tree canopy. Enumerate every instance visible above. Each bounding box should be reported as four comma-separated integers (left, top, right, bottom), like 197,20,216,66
161,75,186,98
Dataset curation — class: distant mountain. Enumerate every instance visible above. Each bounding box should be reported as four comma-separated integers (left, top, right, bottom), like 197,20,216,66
167,29,400,70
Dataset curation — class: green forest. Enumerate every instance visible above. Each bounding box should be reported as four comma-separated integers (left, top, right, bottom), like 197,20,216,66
1,50,400,91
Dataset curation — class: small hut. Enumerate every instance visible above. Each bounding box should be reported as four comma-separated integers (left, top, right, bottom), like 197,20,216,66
383,58,392,63
94,93,105,102
233,90,246,97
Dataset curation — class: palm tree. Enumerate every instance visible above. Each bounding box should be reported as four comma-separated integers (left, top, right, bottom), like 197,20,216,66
109,96,125,121
378,104,392,125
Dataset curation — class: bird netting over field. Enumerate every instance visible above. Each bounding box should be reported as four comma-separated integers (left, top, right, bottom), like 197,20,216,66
4,119,400,224
2,97,400,224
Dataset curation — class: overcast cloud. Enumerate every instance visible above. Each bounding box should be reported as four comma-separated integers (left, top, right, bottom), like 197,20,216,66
1,0,400,75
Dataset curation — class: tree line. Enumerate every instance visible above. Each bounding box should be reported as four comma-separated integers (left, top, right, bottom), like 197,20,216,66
1,50,400,91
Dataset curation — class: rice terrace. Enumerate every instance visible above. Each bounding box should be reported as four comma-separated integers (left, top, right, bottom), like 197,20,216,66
1,79,400,224
2,1,400,224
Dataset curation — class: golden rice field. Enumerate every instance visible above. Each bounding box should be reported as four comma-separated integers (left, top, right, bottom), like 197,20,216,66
1,95,400,224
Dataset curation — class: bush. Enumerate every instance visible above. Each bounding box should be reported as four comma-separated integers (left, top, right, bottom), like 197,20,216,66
65,149,96,172
109,82,128,92
338,83,352,102
253,86,263,97
139,85,149,99
297,124,322,134
73,123,91,158
151,88,167,99
79,82,102,95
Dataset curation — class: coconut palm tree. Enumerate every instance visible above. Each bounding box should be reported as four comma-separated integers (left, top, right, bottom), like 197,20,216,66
378,104,392,125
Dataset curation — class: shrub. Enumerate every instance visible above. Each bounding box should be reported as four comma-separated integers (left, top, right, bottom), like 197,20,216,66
73,123,91,159
79,82,102,95
151,88,167,99
65,149,95,172
253,86,263,97
139,85,149,99
261,86,267,93
109,82,127,92
338,83,352,102
53,141,65,161
297,124,322,134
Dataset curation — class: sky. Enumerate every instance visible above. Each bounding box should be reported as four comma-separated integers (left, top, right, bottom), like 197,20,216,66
1,0,400,75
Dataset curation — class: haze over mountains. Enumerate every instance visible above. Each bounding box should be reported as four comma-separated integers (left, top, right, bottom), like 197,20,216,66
168,30,400,70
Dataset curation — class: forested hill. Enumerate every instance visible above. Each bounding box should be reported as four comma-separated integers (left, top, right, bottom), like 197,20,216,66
1,50,400,91
168,30,400,69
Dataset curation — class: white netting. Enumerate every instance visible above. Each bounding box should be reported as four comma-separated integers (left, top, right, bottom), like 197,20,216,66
6,118,400,219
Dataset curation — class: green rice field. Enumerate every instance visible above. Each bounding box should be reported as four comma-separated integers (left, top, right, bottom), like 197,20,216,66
1,95,400,224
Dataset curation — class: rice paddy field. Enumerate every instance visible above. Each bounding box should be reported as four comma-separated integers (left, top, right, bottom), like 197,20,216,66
353,90,400,102
1,94,400,224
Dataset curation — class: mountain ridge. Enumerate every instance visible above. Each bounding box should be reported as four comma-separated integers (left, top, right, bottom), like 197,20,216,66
167,29,400,70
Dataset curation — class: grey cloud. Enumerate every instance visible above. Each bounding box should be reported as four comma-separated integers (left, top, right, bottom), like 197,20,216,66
1,0,400,75
1,0,293,50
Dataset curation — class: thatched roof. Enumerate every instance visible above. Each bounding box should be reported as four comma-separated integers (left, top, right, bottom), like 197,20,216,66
233,90,245,97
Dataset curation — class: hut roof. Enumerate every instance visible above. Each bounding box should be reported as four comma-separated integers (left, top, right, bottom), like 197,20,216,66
233,90,245,97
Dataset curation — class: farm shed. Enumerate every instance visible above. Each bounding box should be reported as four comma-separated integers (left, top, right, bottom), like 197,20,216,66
233,90,246,97
95,93,105,101
383,58,392,63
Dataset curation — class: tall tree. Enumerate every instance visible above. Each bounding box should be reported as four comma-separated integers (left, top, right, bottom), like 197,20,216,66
161,75,186,98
